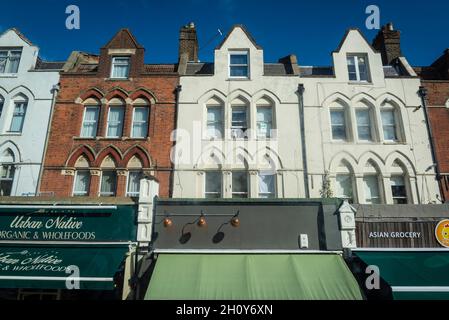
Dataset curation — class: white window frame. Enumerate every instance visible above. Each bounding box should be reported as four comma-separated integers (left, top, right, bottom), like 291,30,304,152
390,175,408,204
0,49,22,74
106,106,125,138
131,107,149,138
9,100,27,133
206,106,224,140
356,108,374,142
231,171,249,198
80,106,100,138
0,164,15,196
231,106,249,139
257,106,273,139
381,108,400,142
72,170,90,197
110,56,130,79
205,171,222,198
258,173,276,198
126,171,143,197
99,170,117,197
229,51,250,79
347,54,370,83
335,174,356,204
330,109,348,141
363,175,382,204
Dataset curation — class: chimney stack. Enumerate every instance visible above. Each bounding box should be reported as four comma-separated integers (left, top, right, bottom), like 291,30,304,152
372,22,402,65
179,22,199,63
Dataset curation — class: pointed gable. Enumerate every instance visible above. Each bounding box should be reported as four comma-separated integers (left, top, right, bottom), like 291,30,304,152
102,28,143,49
216,25,262,50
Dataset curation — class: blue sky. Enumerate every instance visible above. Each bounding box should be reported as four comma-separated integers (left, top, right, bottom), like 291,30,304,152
1,0,449,66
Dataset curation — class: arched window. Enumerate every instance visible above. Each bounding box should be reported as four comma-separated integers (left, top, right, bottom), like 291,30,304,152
73,156,91,196
132,98,150,138
206,97,224,140
81,98,101,138
256,97,274,139
355,102,375,142
100,155,117,197
335,160,356,203
363,160,382,204
106,98,125,138
381,102,402,142
329,101,350,141
9,94,28,133
0,149,15,196
231,97,249,139
127,156,143,197
390,160,409,204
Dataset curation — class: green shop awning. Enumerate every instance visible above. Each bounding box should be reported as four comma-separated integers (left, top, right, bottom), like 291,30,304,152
354,251,449,300
0,244,129,290
145,254,363,300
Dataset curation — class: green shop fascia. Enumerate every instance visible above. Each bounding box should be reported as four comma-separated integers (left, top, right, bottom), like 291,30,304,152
0,197,138,300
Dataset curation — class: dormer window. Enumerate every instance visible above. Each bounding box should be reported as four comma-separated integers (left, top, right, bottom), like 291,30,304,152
229,51,249,78
347,54,369,82
0,49,22,74
111,56,130,79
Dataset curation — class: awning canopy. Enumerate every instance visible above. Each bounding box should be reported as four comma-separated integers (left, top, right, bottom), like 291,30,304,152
0,244,129,290
145,254,363,300
354,251,449,300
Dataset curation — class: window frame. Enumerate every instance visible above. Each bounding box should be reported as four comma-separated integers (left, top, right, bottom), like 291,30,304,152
229,51,250,79
106,105,125,138
355,108,374,142
0,164,15,196
258,172,276,199
131,106,149,138
80,106,100,138
347,54,370,83
126,171,143,197
0,49,22,74
256,106,273,139
381,108,400,142
330,108,348,141
390,175,408,204
9,100,28,133
231,171,249,199
335,174,356,204
99,170,117,197
363,175,382,204
205,171,222,199
72,170,91,197
206,106,224,140
231,106,249,139
110,56,131,79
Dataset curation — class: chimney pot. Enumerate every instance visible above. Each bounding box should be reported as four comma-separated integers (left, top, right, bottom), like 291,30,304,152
179,22,199,63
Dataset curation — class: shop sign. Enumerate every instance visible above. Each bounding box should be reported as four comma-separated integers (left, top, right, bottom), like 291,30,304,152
435,219,449,248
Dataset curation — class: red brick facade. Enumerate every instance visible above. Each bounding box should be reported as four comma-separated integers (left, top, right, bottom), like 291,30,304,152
40,29,178,198
416,51,449,201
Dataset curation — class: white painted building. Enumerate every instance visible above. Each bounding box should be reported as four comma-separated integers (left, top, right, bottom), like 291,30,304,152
0,29,62,196
174,25,305,199
300,27,441,205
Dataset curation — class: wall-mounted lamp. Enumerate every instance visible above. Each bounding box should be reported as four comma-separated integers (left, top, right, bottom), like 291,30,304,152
198,211,207,228
230,211,240,228
163,217,173,228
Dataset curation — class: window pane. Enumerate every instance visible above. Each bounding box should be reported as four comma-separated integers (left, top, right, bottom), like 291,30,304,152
259,174,275,198
127,172,143,196
132,107,149,138
331,110,347,140
230,66,248,77
107,107,125,137
74,171,90,196
356,110,372,141
0,99,3,118
112,57,130,78
336,175,353,202
358,57,368,81
8,52,21,73
232,172,248,198
231,108,248,138
207,107,223,138
230,54,248,65
0,164,14,196
257,108,273,138
81,107,99,138
381,110,397,141
205,171,222,198
100,171,116,196
10,102,27,132
0,52,6,73
364,176,380,204
391,176,407,204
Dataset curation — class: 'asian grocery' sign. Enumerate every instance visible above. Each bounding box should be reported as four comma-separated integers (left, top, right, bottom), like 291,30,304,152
0,206,137,242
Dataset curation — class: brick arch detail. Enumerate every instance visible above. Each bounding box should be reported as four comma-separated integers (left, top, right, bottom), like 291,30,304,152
66,145,96,167
105,88,129,101
79,88,105,101
122,146,152,168
130,88,157,104
94,146,123,167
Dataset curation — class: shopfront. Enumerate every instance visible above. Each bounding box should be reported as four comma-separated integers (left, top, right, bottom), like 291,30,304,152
137,198,364,300
0,198,138,300
349,204,449,300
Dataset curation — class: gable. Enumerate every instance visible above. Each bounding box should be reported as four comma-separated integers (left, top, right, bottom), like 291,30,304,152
334,29,378,54
215,25,262,50
103,29,142,49
0,29,33,48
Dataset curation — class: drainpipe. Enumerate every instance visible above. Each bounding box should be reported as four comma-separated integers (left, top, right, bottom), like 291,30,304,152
418,86,443,201
297,84,310,198
36,83,60,196
169,85,182,198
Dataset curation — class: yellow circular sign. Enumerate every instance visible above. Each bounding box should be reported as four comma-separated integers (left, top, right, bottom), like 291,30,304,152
435,219,449,248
